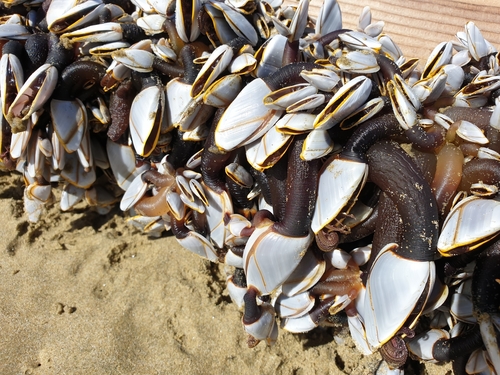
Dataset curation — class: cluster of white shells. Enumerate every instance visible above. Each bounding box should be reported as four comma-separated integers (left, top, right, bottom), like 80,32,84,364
2,0,500,373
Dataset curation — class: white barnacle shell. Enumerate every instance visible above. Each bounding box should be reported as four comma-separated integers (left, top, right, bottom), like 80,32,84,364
314,75,372,130
229,53,257,75
263,83,318,110
226,274,247,309
8,63,58,132
300,68,340,92
470,183,498,197
314,0,342,37
441,64,465,96
387,74,420,130
253,34,288,78
243,219,314,295
421,41,453,79
148,0,172,15
50,98,87,153
129,84,165,157
339,97,384,130
46,0,103,33
490,97,500,130
287,93,325,113
281,249,326,297
202,183,233,249
275,291,315,318
60,183,85,212
203,74,243,108
60,152,96,189
225,163,253,188
311,156,368,234
477,147,500,160
245,124,292,170
137,14,167,35
339,31,382,52
215,78,283,152
438,196,500,255
287,0,309,42
120,171,148,212
0,23,31,40
449,278,475,323
275,113,315,134
207,0,258,46
175,0,201,42
412,70,448,103
106,139,150,191
112,48,154,72
336,50,379,74
151,38,177,62
359,244,434,348
357,6,372,32
456,120,489,145
24,183,52,223
300,129,334,161
379,35,403,61
0,52,24,118
176,230,219,262
61,22,124,43
465,21,489,61
191,44,234,98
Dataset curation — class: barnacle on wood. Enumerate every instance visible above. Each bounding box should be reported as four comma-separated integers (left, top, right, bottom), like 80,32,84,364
2,0,500,373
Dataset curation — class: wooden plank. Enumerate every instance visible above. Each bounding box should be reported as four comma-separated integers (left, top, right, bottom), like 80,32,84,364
287,0,500,62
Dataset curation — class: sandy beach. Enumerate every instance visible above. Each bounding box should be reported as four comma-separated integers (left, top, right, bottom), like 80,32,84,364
0,170,449,375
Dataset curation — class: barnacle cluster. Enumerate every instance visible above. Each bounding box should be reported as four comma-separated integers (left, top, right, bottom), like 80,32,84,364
1,0,500,373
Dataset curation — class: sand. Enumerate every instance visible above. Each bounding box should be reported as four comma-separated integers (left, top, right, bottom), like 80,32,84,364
0,174,451,375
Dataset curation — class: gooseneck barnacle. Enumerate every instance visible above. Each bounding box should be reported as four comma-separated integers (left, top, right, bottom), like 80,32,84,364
3,0,500,372
367,140,440,261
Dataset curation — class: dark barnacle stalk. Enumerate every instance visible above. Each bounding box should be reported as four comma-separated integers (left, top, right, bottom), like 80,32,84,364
367,140,439,262
6,32,73,133
272,134,319,237
225,152,256,217
107,78,136,142
344,140,442,363
52,60,106,101
0,115,13,170
242,134,319,341
201,108,232,194
312,112,403,239
23,34,48,75
432,326,484,364
459,158,500,192
430,143,463,219
408,237,500,371
242,135,319,292
471,239,500,373
263,150,288,223
379,328,415,369
133,170,175,217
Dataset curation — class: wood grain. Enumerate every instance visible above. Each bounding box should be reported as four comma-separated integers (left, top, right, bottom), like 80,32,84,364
292,0,500,63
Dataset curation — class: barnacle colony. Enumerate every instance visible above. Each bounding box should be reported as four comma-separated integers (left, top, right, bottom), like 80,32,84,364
1,0,500,373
